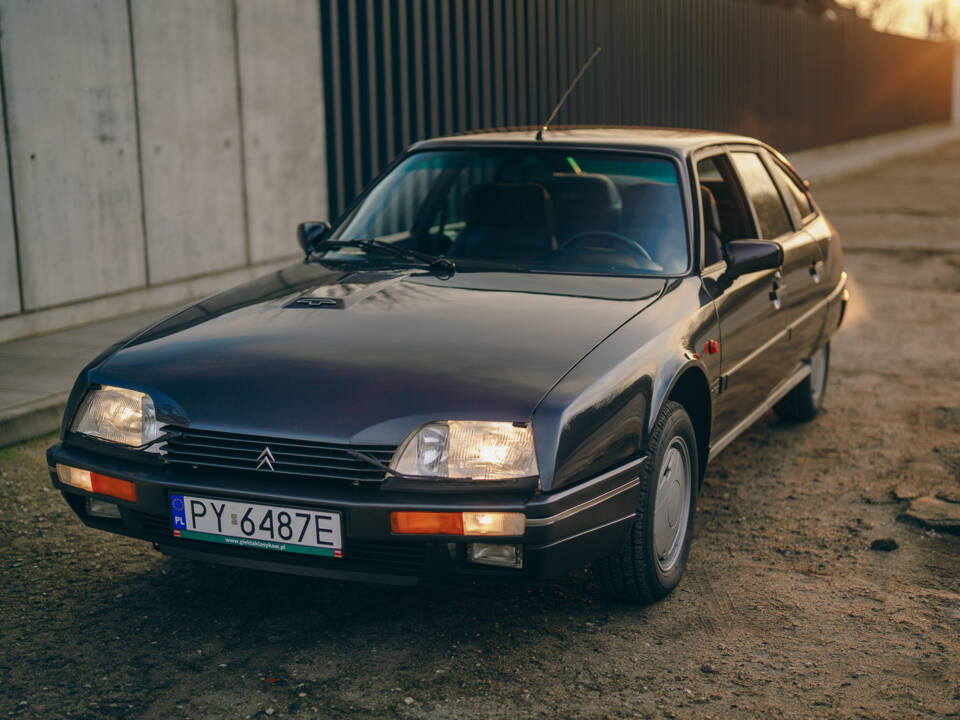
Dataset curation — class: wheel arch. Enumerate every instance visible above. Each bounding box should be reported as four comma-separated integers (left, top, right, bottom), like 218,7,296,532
654,363,712,485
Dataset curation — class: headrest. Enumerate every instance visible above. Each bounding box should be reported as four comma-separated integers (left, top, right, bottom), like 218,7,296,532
463,183,554,228
622,182,682,222
544,173,621,214
700,185,722,235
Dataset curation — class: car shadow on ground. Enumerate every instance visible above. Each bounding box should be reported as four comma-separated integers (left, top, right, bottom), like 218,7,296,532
73,545,657,643
121,553,623,629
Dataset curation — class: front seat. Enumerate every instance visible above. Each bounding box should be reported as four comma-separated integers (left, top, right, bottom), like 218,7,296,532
700,184,724,266
542,173,621,243
621,182,688,273
447,183,557,262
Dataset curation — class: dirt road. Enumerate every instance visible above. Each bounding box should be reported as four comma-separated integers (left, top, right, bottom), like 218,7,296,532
2,143,959,720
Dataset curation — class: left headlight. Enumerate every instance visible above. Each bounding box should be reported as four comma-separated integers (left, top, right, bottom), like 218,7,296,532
71,385,161,447
392,421,538,480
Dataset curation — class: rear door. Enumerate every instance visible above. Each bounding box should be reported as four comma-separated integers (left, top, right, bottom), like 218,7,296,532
763,152,829,363
695,150,786,443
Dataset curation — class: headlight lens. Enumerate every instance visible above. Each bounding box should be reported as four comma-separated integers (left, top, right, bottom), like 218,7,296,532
392,421,538,480
71,385,160,447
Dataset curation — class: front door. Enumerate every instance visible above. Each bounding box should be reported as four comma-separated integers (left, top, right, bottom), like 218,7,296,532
696,151,787,444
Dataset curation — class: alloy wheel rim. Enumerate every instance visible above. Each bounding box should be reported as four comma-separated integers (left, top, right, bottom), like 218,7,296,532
653,436,692,573
809,345,827,405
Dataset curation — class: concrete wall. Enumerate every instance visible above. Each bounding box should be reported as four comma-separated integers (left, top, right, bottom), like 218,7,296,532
0,0,327,342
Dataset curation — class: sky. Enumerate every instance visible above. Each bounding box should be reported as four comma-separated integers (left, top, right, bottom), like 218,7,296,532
837,0,960,38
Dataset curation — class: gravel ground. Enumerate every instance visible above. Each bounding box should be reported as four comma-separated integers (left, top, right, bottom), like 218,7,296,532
2,143,960,720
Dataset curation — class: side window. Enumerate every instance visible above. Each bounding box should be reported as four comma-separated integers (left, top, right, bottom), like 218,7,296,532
769,160,813,220
730,152,793,239
696,154,755,266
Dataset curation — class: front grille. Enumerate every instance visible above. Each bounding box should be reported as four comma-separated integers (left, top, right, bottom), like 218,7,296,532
161,426,395,483
130,510,427,574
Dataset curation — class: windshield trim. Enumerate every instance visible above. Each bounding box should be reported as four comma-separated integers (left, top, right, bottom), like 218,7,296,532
325,145,695,279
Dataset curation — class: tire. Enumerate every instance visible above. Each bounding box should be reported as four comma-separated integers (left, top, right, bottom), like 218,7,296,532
774,342,830,423
593,400,699,604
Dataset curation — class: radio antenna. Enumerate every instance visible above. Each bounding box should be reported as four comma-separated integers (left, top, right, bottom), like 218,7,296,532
536,46,602,141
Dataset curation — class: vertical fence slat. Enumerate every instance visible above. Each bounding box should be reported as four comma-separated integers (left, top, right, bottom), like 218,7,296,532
515,0,527,127
504,0,516,127
441,0,453,135
426,0,439,138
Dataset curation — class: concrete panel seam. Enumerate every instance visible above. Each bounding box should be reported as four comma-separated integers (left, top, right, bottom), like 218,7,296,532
232,0,252,267
0,17,24,312
126,0,151,285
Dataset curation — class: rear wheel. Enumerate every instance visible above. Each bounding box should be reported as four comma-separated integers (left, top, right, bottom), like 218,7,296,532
593,400,698,604
774,343,830,423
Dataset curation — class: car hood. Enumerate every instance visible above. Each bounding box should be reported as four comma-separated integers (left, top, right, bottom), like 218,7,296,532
94,262,665,444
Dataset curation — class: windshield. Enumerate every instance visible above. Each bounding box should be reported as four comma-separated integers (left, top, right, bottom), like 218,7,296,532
323,148,689,276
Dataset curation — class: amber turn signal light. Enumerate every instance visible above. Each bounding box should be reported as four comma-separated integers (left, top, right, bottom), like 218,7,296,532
92,473,138,502
390,511,524,536
56,464,138,503
390,511,464,535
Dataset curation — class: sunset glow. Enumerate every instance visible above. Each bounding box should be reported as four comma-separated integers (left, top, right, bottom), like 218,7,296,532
839,0,960,38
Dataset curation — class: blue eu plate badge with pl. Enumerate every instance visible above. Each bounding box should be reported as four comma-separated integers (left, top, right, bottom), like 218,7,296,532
170,494,188,533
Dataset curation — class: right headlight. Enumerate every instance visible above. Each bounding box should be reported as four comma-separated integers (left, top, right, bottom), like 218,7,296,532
391,421,538,480
71,385,161,448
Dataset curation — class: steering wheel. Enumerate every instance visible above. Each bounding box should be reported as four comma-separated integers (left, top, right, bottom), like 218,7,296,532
560,230,655,264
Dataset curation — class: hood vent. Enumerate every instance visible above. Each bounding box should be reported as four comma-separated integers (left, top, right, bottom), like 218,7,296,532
285,274,407,310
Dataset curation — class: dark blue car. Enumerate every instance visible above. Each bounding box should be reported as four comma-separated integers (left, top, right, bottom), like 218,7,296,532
48,127,847,603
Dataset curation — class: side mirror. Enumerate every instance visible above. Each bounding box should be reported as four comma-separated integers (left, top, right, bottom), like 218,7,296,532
297,221,331,258
723,240,783,281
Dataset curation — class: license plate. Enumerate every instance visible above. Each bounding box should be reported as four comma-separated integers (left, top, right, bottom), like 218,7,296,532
169,494,343,558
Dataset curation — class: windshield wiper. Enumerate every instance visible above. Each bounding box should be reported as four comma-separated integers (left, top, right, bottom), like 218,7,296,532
309,238,455,275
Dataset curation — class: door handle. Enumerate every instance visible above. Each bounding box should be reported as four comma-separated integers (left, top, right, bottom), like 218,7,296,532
809,260,823,284
769,271,786,310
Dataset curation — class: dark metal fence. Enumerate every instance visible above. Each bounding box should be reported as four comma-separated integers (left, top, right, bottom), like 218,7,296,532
319,0,954,215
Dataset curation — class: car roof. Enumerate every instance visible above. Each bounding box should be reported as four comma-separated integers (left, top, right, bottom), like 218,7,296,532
411,125,762,158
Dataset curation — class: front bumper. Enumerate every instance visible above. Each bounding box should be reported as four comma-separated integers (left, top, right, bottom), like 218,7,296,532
47,442,645,586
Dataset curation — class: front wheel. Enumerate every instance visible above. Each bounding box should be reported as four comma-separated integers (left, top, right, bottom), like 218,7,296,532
593,400,699,604
774,342,830,423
